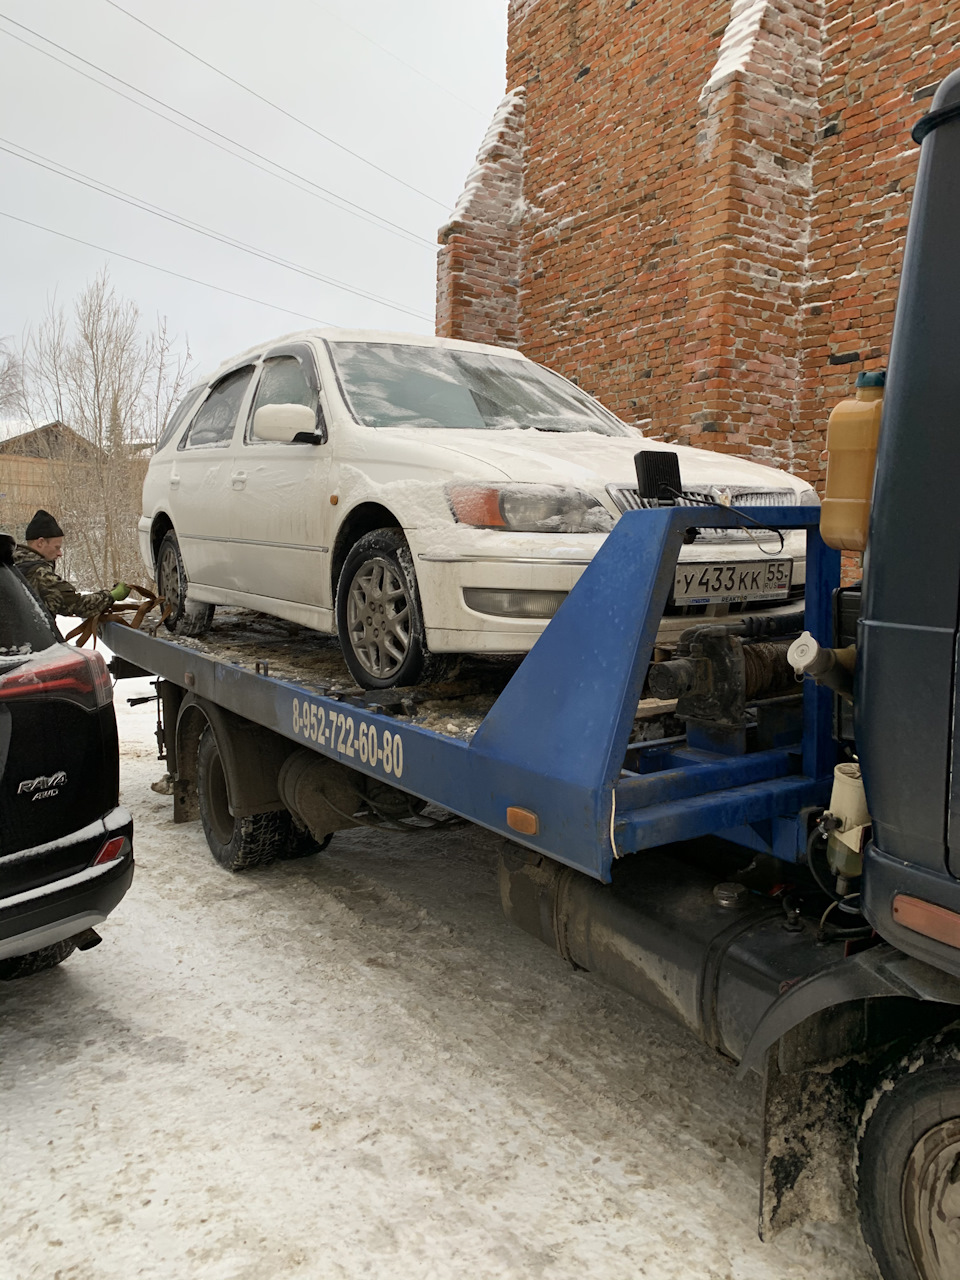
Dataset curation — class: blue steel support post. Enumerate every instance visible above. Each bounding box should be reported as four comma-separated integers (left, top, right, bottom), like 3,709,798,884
801,524,842,785
467,506,689,880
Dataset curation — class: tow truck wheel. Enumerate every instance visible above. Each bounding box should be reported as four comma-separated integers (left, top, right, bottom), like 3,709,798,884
197,728,290,872
156,530,215,638
0,939,76,980
857,1029,960,1280
336,528,431,689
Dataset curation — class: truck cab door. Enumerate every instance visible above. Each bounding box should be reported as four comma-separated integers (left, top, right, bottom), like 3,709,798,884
227,344,333,621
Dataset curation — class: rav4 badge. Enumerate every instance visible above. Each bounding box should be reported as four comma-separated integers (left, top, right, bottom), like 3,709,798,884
18,771,67,800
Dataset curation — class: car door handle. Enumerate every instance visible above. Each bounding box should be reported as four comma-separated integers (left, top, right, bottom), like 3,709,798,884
169,473,180,489
231,471,247,490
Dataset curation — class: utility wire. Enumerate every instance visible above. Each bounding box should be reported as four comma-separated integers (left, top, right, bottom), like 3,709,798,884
305,0,490,121
0,17,436,250
102,0,449,209
0,209,335,326
0,138,432,322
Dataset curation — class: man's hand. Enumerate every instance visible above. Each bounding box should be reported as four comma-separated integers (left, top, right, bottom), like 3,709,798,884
110,582,130,602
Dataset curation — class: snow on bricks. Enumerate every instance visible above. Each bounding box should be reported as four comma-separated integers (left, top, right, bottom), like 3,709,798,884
437,88,526,348
437,0,960,492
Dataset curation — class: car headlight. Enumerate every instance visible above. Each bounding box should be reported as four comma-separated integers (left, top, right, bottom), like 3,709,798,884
794,485,820,505
447,484,614,533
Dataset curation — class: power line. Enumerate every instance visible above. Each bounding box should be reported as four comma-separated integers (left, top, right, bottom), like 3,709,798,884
0,138,433,322
0,17,437,250
305,0,490,121
102,0,449,210
0,208,336,326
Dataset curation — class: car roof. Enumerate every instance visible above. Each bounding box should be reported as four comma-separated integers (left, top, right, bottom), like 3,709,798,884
199,329,529,386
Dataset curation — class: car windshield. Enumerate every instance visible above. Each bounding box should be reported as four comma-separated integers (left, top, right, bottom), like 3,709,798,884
327,342,631,435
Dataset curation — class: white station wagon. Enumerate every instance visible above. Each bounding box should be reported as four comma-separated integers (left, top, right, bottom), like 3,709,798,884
140,330,818,688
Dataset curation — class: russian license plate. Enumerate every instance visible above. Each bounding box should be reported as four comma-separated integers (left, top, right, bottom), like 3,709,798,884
674,559,792,605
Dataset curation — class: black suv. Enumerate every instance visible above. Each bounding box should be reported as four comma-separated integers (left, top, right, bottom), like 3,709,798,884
0,534,133,979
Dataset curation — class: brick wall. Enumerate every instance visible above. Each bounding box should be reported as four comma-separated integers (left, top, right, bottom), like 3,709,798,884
437,0,960,488
801,2,960,482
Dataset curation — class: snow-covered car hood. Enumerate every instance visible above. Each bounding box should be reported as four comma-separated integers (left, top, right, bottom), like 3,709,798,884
370,428,806,497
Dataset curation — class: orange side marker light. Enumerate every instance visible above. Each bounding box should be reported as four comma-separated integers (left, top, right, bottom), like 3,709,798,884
893,895,960,949
506,807,539,836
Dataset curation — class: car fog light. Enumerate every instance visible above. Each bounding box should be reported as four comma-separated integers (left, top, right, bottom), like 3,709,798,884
463,588,567,619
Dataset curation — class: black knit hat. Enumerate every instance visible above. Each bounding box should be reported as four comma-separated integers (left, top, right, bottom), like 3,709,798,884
25,509,64,540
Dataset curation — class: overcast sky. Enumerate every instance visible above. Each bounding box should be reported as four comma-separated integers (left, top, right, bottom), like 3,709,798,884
0,0,508,380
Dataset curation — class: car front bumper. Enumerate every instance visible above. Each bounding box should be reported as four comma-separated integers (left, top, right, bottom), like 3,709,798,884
0,807,134,961
414,528,807,654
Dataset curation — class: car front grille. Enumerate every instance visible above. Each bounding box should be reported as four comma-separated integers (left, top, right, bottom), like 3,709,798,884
607,484,797,512
606,484,798,543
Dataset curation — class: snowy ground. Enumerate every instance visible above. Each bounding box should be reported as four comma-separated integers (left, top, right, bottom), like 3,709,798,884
0,679,877,1280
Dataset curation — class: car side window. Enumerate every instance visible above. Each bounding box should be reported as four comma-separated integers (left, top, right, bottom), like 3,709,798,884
180,366,255,450
245,350,322,444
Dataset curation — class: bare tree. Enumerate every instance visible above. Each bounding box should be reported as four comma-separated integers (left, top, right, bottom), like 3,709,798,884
0,339,20,414
15,269,191,587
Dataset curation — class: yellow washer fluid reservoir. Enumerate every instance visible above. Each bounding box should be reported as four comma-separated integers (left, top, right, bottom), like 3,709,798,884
820,369,885,552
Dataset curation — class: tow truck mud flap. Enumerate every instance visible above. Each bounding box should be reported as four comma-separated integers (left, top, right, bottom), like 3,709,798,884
759,1049,867,1238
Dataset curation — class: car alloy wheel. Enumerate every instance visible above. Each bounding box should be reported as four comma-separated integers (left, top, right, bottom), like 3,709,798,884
156,534,184,618
346,555,412,681
155,530,214,637
335,528,433,689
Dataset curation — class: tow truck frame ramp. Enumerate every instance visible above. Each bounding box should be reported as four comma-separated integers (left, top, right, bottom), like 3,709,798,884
108,505,836,879
106,503,960,1275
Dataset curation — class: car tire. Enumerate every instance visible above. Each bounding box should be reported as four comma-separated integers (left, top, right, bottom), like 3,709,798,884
336,528,443,689
156,529,215,638
857,1026,960,1280
0,939,77,981
197,727,290,872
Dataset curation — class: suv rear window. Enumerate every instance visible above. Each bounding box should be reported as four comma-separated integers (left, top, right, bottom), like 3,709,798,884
0,565,58,655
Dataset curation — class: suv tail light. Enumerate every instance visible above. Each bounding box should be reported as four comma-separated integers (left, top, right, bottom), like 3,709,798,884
0,645,114,708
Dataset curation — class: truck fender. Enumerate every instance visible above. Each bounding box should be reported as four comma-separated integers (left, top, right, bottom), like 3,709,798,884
749,947,960,1240
173,694,295,823
739,942,960,1079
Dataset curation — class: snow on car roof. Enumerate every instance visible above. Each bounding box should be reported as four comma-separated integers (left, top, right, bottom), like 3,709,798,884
202,329,528,385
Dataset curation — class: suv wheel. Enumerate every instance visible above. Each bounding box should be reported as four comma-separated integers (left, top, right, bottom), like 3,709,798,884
336,528,433,689
156,530,215,638
0,939,77,981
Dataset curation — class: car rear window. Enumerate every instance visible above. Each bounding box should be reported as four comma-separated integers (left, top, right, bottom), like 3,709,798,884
327,342,631,436
0,565,58,656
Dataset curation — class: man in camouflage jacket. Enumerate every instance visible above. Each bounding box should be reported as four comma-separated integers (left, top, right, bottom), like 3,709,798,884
13,509,129,619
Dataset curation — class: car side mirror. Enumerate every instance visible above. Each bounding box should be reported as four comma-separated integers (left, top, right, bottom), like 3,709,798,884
252,403,320,443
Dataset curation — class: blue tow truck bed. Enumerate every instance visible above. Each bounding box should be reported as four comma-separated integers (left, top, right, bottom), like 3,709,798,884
105,505,838,882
